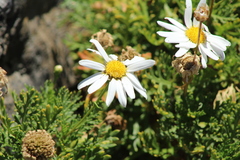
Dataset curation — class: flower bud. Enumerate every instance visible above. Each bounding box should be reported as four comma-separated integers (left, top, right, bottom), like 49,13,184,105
194,3,209,22
22,130,55,160
54,65,63,73
172,53,201,83
119,46,141,61
92,29,114,48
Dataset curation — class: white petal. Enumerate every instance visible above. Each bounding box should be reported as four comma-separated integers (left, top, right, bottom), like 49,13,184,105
87,48,101,56
193,18,200,27
122,76,135,99
87,74,108,94
109,54,118,60
157,31,189,43
157,21,183,32
106,79,117,106
126,73,146,96
79,60,105,71
165,36,189,43
201,52,208,68
133,85,147,99
175,47,189,57
186,0,192,8
175,41,196,48
197,0,206,9
90,39,111,62
157,31,183,38
126,73,147,99
184,0,193,28
116,80,127,107
202,24,210,32
207,34,231,51
127,60,155,72
207,38,226,51
209,42,225,60
199,44,219,60
123,56,145,66
165,17,187,31
77,72,103,90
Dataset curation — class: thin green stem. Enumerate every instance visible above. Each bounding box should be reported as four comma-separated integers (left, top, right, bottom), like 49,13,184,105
196,22,202,50
64,102,94,137
193,22,202,62
207,0,215,26
63,85,107,138
96,85,108,103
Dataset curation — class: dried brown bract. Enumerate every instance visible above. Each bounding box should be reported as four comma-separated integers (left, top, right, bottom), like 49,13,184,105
213,84,239,109
22,130,55,160
0,67,8,97
119,46,141,61
194,3,209,22
172,52,201,84
91,29,114,48
104,109,127,130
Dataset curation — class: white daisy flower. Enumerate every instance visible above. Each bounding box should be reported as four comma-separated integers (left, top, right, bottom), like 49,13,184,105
157,0,231,68
77,39,155,107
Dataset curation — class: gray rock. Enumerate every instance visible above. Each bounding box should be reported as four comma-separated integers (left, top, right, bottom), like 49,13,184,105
0,0,77,115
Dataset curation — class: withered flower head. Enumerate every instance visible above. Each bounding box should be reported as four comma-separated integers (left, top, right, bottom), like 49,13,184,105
22,130,55,160
194,3,209,22
0,67,8,97
119,46,141,61
91,29,114,48
104,109,127,130
172,52,201,83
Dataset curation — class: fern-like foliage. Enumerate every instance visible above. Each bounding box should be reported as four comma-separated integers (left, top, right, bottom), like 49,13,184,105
0,81,119,160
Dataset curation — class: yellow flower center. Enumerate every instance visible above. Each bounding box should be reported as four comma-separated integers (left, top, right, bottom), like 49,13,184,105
105,60,127,79
185,27,206,44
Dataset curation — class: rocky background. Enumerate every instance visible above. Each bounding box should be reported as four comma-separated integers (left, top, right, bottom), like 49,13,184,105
0,0,77,115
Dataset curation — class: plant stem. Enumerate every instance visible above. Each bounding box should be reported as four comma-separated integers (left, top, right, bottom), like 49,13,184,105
64,85,107,138
197,22,202,48
207,0,215,26
193,21,202,62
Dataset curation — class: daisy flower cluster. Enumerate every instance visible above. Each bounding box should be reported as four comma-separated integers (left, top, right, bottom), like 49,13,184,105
77,39,155,107
157,0,231,68
77,0,231,107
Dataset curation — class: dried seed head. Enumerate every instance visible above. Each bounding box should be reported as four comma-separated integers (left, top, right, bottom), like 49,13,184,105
91,29,114,48
22,130,55,160
0,67,8,97
194,3,209,22
104,109,127,130
119,46,141,61
172,53,201,83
